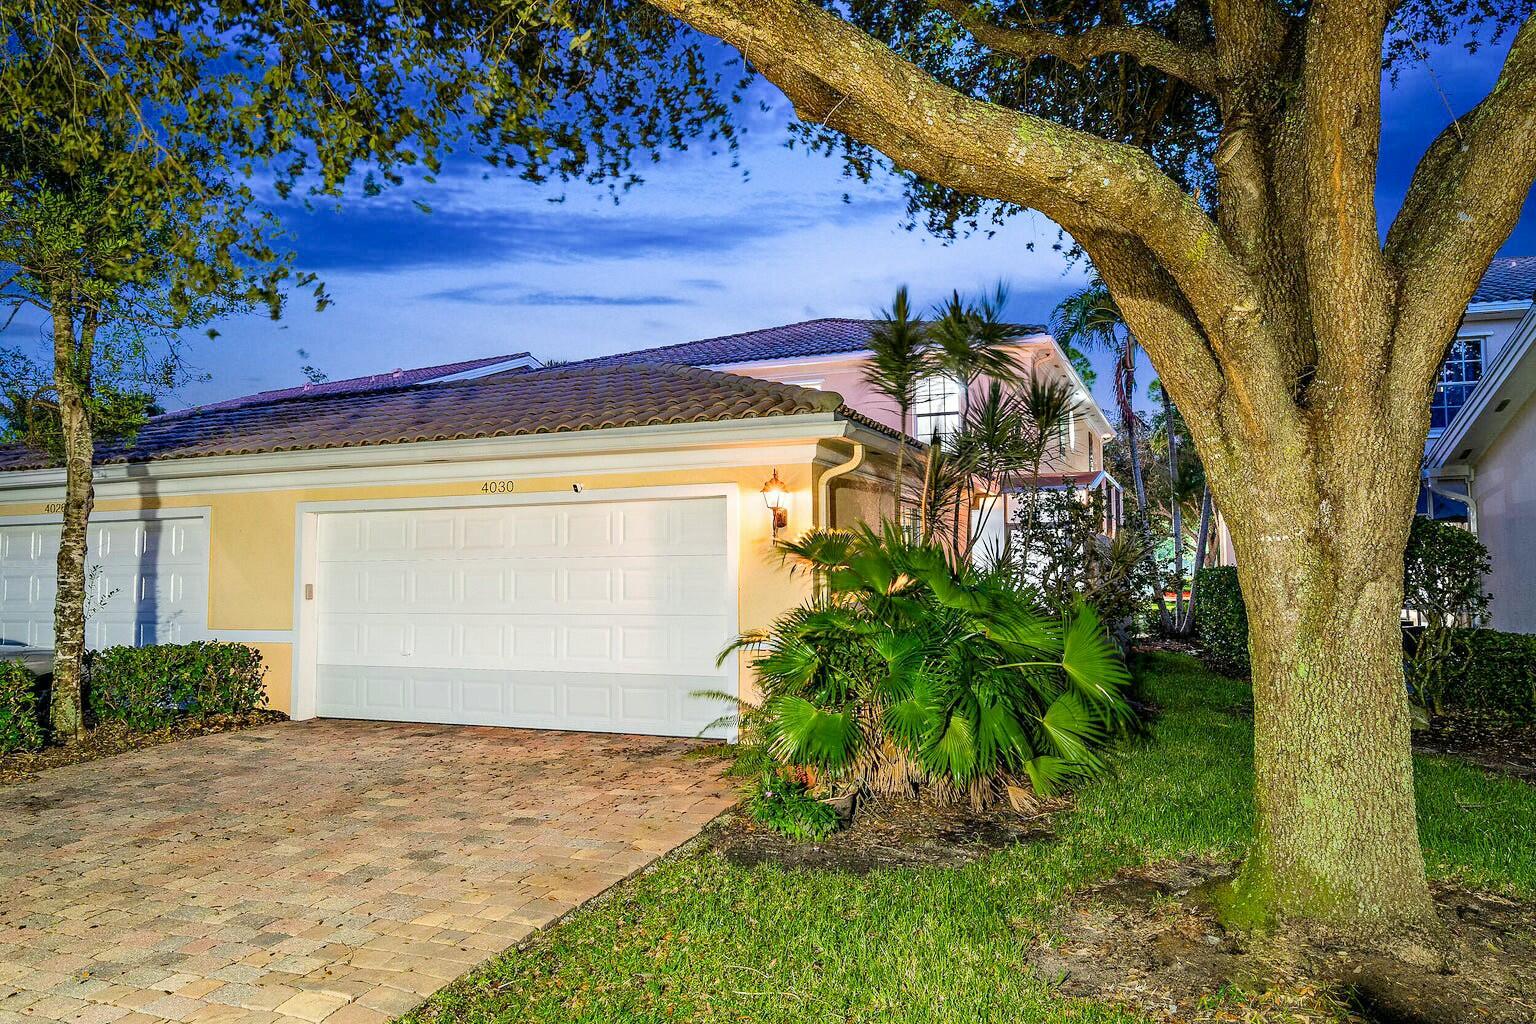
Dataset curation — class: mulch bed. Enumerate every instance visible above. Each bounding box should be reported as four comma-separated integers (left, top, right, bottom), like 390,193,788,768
0,710,288,786
1032,861,1536,1024
709,796,1058,873
1414,713,1536,784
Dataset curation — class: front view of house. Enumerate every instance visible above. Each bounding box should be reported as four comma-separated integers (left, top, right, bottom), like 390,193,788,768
0,361,902,737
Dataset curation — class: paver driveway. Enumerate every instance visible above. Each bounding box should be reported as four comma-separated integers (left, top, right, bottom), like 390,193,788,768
0,721,733,1024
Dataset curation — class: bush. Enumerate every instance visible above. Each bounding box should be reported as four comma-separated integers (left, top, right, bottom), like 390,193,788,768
87,641,266,730
724,522,1133,808
0,660,45,753
1192,566,1248,675
746,770,841,841
1011,488,1157,648
1404,517,1491,624
1418,629,1536,725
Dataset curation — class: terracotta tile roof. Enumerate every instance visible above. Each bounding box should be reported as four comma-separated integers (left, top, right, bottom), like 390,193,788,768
0,364,889,472
176,352,537,416
1473,257,1536,303
575,317,1049,369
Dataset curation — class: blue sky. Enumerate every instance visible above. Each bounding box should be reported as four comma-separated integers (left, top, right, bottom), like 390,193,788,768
23,31,1536,414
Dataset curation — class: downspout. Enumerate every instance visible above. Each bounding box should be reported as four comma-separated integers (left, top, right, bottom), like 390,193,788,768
1425,472,1478,536
817,440,867,530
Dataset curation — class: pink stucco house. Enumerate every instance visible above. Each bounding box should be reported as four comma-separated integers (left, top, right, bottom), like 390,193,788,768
579,317,1121,548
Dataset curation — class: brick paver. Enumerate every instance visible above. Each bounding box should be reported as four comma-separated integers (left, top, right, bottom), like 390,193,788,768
0,721,733,1024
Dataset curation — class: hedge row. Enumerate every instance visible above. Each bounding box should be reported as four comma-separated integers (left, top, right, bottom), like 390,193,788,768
1194,566,1536,724
88,642,267,731
0,660,45,754
1419,629,1536,725
0,641,267,752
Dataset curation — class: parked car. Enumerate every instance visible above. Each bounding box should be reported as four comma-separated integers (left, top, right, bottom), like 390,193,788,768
0,641,54,677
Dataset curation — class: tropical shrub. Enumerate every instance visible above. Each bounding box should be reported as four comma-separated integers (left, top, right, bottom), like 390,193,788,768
1192,566,1248,676
1403,517,1491,625
724,522,1133,809
88,641,266,730
0,660,45,754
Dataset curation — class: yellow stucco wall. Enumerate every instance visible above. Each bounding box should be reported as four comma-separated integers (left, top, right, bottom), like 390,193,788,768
0,460,875,716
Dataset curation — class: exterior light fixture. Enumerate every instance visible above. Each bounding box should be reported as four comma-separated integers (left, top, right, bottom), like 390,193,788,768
761,469,789,537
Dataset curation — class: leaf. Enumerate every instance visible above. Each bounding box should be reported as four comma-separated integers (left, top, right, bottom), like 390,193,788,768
761,695,861,770
1061,600,1131,706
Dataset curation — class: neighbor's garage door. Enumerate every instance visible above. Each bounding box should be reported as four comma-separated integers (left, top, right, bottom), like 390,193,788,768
313,497,734,737
0,515,210,649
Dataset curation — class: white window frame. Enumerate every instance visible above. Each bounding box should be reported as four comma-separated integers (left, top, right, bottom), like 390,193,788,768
912,375,963,443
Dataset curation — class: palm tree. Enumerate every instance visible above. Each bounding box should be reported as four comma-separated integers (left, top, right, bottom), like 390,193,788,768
1051,279,1147,510
861,286,930,518
1051,278,1173,629
927,285,1026,406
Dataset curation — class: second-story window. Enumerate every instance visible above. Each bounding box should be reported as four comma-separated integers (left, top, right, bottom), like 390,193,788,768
1431,336,1485,432
912,375,963,442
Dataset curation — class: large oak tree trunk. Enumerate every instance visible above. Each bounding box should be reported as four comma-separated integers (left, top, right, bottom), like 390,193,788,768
49,299,95,743
1221,422,1432,927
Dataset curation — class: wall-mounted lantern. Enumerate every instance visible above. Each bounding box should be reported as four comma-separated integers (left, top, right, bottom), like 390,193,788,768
761,468,789,538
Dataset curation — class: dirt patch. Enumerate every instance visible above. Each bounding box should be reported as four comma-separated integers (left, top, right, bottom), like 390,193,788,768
0,710,288,786
709,797,1055,873
1414,714,1536,783
1032,861,1536,1023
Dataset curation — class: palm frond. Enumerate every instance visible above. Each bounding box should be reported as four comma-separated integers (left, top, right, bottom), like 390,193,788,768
761,694,862,770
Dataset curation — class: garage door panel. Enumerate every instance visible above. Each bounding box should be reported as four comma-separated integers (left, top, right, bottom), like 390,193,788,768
316,504,726,564
315,664,727,735
0,517,209,651
320,557,723,616
313,497,732,737
317,611,729,674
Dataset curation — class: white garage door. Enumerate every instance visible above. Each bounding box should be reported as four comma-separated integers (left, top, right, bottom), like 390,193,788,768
313,496,734,738
0,515,210,649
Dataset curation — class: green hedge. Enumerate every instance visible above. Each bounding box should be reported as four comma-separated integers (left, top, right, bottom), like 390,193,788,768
1193,566,1249,676
0,660,45,753
87,641,267,730
1434,629,1536,725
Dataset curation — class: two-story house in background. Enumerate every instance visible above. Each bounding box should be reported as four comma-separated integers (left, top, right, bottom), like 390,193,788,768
575,317,1119,549
1419,257,1536,633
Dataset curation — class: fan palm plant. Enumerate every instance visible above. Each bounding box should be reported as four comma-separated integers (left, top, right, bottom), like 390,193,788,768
862,286,930,511
721,522,1133,808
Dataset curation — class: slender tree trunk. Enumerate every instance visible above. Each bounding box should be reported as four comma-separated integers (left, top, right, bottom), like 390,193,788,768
1223,434,1432,929
49,297,96,743
1177,486,1213,635
1119,346,1171,626
1162,385,1184,626
893,401,907,528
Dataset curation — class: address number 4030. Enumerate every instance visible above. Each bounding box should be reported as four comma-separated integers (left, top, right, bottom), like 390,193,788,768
480,480,515,494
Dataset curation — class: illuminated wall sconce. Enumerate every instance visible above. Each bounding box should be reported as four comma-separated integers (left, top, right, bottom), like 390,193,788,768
761,468,789,538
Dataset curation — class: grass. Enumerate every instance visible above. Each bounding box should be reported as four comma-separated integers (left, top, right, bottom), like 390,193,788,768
403,653,1536,1024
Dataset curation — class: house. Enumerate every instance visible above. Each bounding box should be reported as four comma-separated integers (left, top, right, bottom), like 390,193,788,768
0,317,1117,735
575,317,1119,548
0,362,905,737
1420,256,1536,633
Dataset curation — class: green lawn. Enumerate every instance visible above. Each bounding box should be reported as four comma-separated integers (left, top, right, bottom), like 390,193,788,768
404,653,1536,1024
